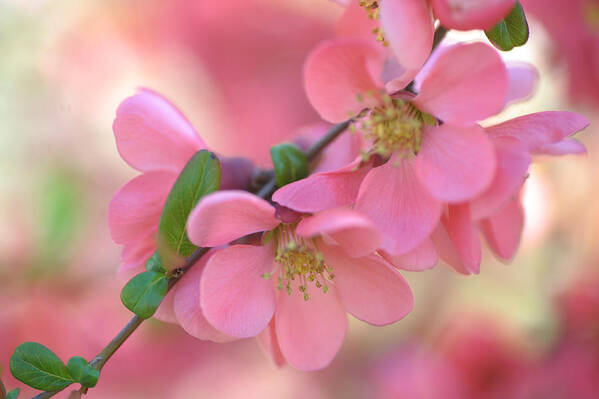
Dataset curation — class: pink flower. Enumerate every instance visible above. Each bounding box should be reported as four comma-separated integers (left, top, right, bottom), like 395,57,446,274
107,89,253,320
336,0,516,73
184,190,414,370
275,40,509,256
433,112,588,274
522,0,599,107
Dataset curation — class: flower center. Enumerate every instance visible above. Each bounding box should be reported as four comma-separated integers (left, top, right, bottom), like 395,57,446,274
263,224,334,301
358,0,387,45
584,2,599,31
357,95,436,158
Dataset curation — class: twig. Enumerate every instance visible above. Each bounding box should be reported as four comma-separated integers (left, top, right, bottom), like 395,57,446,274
32,118,353,399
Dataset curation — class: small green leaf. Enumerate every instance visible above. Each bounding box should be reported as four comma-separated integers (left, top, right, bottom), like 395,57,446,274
485,1,529,51
9,342,74,391
66,357,99,388
6,388,20,399
145,252,166,274
270,143,309,187
157,150,221,263
121,271,168,319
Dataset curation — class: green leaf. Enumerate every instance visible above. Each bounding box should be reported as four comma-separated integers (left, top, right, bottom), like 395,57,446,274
270,143,309,187
6,388,20,399
485,1,529,51
9,342,74,391
120,271,168,319
145,252,166,274
66,357,99,388
157,150,221,262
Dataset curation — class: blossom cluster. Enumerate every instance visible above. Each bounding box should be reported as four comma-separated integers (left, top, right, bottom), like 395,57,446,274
108,0,589,371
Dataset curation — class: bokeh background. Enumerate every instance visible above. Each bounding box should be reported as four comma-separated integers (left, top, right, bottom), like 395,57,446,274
1,0,598,397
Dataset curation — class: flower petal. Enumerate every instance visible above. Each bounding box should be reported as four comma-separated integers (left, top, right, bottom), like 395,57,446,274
108,171,177,246
304,38,385,123
297,208,381,258
534,138,587,156
113,88,206,173
380,0,434,70
431,222,472,275
470,136,530,220
154,290,177,324
355,157,442,255
505,62,539,105
187,191,279,247
272,158,371,213
321,243,413,326
480,195,524,261
257,319,287,367
173,251,235,343
432,0,516,30
444,204,481,274
336,0,380,40
485,112,589,152
416,124,496,202
200,245,276,338
414,42,508,124
275,283,347,371
382,239,438,271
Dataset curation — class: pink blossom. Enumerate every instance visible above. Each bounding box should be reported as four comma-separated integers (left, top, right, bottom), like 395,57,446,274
433,112,589,274
522,0,599,107
275,40,508,256
107,89,253,320
184,190,413,370
275,37,588,266
335,0,516,73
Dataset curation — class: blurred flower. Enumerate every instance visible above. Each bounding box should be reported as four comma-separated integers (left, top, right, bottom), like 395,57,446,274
522,0,599,107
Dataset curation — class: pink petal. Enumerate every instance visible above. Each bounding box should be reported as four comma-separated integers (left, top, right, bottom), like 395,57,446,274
272,158,371,213
108,171,177,246
432,0,516,30
416,124,496,202
380,0,434,70
505,62,539,105
154,290,177,324
480,195,524,261
486,112,590,152
431,222,472,275
470,136,531,220
355,157,442,255
113,88,206,173
173,250,235,343
534,139,587,156
121,231,156,265
382,239,439,271
304,38,385,123
275,283,347,371
414,42,508,124
321,243,413,326
296,208,381,258
336,0,380,40
444,204,481,274
200,245,276,338
257,320,286,367
187,191,279,247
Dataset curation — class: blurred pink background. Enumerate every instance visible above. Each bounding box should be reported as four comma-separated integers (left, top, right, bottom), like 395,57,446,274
1,0,598,397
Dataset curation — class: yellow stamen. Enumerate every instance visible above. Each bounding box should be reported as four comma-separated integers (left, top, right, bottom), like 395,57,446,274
358,95,436,158
264,224,334,301
358,0,388,46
